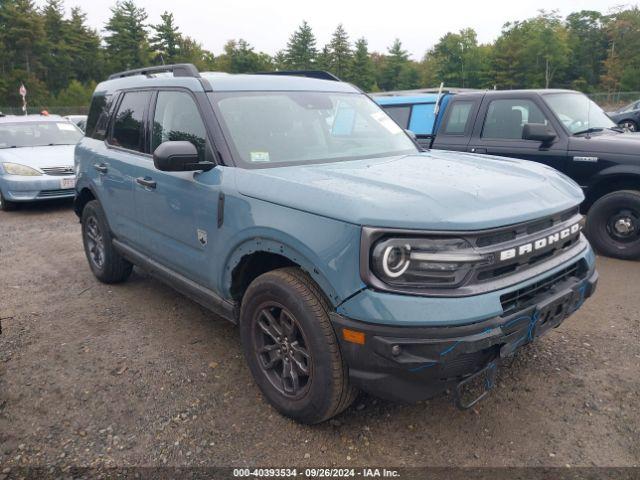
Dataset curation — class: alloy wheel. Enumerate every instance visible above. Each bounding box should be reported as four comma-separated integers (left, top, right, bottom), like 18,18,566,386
85,215,105,269
253,302,312,398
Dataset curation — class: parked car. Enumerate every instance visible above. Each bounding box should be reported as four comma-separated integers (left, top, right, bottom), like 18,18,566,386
375,89,640,260
75,65,597,423
607,100,640,132
0,114,82,211
65,115,88,132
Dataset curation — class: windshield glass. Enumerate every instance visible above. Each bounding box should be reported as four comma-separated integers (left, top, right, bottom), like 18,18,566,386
543,93,616,134
0,121,83,149
212,91,418,167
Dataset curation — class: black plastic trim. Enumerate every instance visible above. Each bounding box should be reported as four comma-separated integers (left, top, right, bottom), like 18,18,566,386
113,239,236,323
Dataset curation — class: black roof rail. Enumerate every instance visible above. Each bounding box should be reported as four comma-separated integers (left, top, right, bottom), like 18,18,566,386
108,63,201,80
256,70,341,82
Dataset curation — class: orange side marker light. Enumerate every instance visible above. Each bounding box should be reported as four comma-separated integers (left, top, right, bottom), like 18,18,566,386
342,328,365,345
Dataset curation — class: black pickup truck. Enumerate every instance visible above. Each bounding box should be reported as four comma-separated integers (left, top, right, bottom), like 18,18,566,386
375,89,640,260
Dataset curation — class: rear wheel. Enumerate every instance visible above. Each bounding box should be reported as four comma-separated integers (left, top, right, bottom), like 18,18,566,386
0,191,17,211
240,267,357,424
585,190,640,260
81,200,133,283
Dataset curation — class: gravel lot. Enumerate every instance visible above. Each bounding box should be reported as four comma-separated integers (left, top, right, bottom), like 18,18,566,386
0,200,639,470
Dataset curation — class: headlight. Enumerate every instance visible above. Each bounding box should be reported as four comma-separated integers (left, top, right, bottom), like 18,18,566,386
370,237,491,288
3,163,42,176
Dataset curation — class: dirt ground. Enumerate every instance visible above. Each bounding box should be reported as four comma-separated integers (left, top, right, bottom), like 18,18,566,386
0,200,638,471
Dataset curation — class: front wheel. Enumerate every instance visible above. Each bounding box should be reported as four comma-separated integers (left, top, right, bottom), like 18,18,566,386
81,200,133,283
240,267,357,424
0,191,18,211
585,190,640,260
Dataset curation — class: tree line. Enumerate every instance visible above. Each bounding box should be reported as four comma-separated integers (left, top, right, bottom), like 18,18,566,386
1,0,639,109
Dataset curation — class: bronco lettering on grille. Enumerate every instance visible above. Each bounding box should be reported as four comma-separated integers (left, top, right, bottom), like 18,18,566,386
499,222,581,262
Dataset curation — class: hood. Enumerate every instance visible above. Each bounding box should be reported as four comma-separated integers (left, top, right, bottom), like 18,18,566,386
569,130,640,156
0,144,76,170
235,151,584,231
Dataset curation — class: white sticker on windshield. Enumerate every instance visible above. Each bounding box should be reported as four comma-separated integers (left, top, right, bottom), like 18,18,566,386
371,111,403,134
250,151,270,163
57,123,77,131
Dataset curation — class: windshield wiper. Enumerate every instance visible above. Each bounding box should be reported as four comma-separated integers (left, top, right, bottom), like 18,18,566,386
573,127,604,136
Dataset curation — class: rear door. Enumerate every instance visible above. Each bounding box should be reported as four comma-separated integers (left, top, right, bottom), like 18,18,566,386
466,95,570,174
134,89,221,287
101,90,153,244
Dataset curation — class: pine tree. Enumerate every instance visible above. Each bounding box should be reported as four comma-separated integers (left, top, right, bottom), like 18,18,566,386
104,0,150,72
327,24,351,78
285,21,317,69
379,39,409,90
151,11,181,65
347,37,375,90
42,0,72,94
66,7,103,84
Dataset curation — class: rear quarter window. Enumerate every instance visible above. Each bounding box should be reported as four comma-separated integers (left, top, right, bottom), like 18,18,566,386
85,92,113,140
443,101,473,134
383,105,411,129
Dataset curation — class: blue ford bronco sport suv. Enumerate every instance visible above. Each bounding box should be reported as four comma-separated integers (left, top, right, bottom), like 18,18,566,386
75,64,598,423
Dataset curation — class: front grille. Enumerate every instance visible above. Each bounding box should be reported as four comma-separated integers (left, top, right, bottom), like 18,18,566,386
499,260,587,313
37,188,74,198
41,166,74,176
472,208,583,283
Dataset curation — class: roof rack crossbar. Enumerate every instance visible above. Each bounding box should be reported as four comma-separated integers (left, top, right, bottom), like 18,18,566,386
108,63,201,80
256,70,341,82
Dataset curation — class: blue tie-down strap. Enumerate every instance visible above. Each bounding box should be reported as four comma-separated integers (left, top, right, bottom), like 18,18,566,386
453,361,498,410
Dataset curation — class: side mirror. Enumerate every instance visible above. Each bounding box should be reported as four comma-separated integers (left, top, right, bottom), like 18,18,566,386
153,141,214,172
522,123,556,144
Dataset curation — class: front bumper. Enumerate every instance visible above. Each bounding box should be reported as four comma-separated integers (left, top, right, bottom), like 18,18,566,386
0,174,76,201
331,263,598,403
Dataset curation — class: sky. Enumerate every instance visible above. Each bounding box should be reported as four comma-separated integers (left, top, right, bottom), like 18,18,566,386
46,0,631,59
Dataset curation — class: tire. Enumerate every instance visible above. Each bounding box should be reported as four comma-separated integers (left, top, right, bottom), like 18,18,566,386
0,191,18,211
585,190,640,260
618,120,638,132
81,200,133,283
239,267,357,424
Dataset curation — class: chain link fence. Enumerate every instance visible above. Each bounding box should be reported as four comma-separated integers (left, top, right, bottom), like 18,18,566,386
0,106,88,116
588,92,640,111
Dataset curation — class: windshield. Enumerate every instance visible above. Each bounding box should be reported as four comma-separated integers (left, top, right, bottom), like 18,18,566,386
212,91,418,167
0,121,83,149
543,93,616,134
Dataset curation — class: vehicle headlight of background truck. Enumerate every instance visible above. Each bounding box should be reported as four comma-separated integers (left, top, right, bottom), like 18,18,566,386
370,236,491,288
2,162,42,176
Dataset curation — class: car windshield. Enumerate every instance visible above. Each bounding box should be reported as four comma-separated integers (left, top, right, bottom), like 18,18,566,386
543,92,616,134
0,121,83,149
211,91,418,167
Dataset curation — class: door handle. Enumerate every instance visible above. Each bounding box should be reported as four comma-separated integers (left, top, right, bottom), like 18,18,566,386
93,163,108,174
136,177,157,189
469,147,487,154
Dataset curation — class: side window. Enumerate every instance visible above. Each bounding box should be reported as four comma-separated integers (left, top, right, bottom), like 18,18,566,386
152,91,207,162
443,101,473,134
383,105,411,129
111,91,150,152
86,92,113,140
482,99,549,140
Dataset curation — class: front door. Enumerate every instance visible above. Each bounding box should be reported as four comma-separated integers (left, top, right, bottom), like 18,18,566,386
134,89,220,288
467,97,570,175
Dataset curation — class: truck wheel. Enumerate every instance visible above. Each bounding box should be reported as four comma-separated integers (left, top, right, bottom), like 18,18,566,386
81,200,133,283
239,267,357,424
585,190,640,260
0,191,18,211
